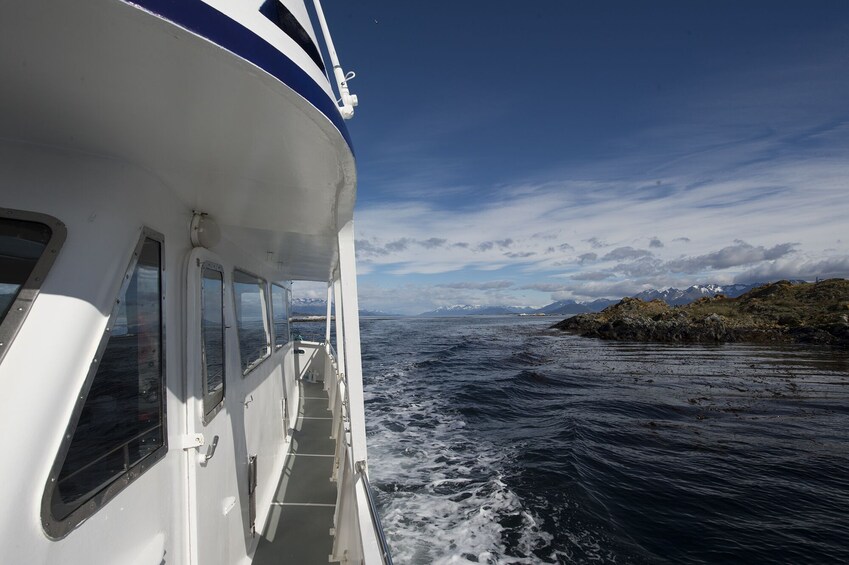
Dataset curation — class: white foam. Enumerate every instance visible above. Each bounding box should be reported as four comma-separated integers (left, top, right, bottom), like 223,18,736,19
367,370,554,564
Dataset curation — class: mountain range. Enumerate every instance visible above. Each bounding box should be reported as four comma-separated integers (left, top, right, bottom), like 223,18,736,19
290,297,398,317
416,304,538,317
293,282,776,318
290,297,328,316
632,283,761,305
417,283,770,317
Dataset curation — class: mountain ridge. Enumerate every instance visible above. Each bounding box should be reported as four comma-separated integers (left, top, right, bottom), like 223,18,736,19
294,281,794,317
416,283,775,317
417,304,537,317
632,283,763,305
291,297,401,317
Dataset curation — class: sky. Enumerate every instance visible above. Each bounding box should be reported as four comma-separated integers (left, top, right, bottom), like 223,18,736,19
297,1,849,315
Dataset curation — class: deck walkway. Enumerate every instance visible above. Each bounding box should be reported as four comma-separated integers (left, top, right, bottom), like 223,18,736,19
254,380,337,564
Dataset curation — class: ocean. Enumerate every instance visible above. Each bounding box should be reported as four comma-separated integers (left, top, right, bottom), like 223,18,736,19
352,316,849,564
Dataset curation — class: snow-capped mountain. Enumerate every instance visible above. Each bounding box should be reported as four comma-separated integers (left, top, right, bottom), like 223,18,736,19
300,282,782,318
290,297,328,316
418,305,537,317
359,309,399,317
290,298,399,317
633,283,760,306
416,286,756,317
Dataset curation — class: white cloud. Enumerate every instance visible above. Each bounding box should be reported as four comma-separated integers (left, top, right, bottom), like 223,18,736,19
293,281,328,300
569,271,613,281
436,280,514,290
556,280,658,300
354,153,849,280
601,247,654,261
342,39,849,313
734,256,849,284
665,242,797,273
349,282,544,315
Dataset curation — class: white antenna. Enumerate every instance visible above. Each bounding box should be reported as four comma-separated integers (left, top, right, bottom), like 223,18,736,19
313,0,358,120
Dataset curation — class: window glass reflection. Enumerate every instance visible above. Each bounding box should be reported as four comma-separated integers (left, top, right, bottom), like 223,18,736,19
202,267,225,417
271,284,290,348
233,270,269,373
0,218,51,322
53,237,164,519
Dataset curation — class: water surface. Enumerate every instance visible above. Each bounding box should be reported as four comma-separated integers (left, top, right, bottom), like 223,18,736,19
357,316,849,564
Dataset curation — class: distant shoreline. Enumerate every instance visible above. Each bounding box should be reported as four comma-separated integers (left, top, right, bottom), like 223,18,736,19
290,315,330,323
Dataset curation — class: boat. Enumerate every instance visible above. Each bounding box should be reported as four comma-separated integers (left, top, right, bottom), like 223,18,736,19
0,0,391,563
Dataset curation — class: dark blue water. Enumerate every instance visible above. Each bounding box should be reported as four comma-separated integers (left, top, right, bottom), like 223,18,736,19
356,316,849,564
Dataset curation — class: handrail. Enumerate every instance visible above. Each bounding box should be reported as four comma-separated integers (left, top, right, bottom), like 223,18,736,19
324,344,391,564
355,461,394,565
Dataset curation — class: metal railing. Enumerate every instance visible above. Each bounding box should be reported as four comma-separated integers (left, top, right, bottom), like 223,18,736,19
355,461,394,565
319,341,394,565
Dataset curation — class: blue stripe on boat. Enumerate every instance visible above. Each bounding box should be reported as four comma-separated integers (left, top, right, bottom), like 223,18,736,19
128,0,353,151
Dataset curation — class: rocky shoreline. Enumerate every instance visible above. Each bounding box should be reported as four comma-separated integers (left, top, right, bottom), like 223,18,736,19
552,279,849,347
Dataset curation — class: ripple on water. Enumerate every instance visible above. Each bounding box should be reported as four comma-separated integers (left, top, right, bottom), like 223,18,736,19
362,317,849,564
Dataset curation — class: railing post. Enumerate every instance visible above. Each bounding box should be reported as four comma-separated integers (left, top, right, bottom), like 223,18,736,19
333,278,346,383
324,283,334,393
325,282,333,342
328,359,337,412
332,394,346,480
330,376,341,440
336,221,368,465
331,445,365,564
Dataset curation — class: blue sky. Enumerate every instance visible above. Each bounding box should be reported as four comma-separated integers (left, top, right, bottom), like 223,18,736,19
298,1,849,314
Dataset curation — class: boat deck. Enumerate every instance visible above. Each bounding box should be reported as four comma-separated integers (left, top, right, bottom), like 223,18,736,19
254,380,337,564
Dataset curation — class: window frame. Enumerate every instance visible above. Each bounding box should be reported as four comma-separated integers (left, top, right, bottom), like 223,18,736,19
271,282,290,350
200,262,226,424
41,227,167,539
232,268,271,376
0,207,66,366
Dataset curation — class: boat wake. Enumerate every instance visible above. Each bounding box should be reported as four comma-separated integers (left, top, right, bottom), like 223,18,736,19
360,318,570,564
366,371,556,564
361,316,849,564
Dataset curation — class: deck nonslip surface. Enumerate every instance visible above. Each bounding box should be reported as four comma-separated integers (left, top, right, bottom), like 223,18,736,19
254,380,337,564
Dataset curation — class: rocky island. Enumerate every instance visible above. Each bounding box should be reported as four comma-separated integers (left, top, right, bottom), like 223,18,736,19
552,279,849,347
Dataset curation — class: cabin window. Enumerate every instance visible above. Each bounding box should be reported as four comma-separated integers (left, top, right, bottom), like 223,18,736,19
259,0,326,73
271,283,290,349
0,209,66,365
233,269,270,374
43,230,166,538
201,264,225,422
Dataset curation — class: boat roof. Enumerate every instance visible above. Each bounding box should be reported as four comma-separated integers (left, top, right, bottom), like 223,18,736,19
0,0,356,282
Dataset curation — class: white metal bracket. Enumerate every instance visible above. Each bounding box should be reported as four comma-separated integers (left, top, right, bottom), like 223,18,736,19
181,433,205,450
